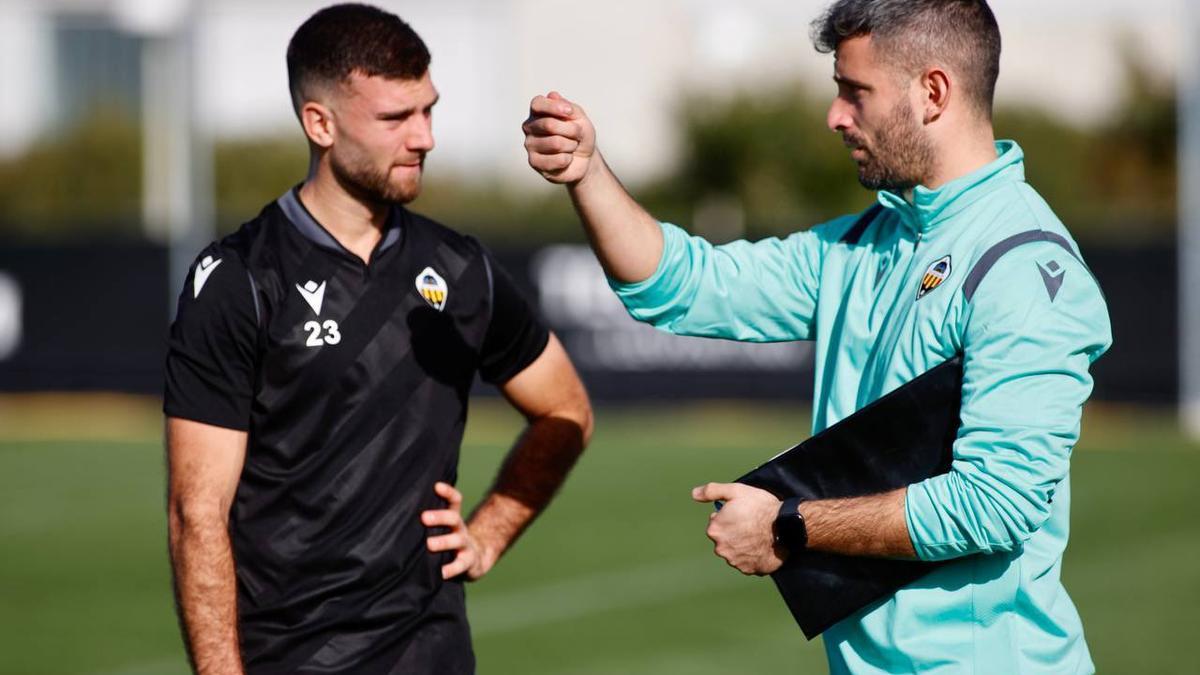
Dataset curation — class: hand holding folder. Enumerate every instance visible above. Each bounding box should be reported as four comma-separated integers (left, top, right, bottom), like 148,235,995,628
726,356,964,639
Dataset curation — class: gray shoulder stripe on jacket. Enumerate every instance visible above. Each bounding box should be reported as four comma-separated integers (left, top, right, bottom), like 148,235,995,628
840,203,885,245
962,230,1083,302
246,270,261,326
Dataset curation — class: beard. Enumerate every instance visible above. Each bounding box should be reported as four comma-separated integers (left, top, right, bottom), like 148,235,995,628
843,98,936,192
329,146,423,205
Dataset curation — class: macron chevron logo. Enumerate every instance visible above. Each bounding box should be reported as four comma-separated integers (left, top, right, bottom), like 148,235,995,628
193,255,222,298
1037,261,1065,302
296,280,326,315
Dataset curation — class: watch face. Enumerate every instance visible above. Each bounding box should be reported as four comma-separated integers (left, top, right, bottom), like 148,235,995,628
775,503,807,551
777,514,802,540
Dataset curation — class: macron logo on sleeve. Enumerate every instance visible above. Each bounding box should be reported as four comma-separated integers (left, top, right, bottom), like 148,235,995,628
193,256,222,298
1037,260,1065,302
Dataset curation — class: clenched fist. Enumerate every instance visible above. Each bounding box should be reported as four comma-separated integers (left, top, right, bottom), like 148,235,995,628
522,91,597,185
692,482,787,576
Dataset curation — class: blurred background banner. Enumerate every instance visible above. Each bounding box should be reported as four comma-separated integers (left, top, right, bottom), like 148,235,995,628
0,238,1178,402
1,2,1197,674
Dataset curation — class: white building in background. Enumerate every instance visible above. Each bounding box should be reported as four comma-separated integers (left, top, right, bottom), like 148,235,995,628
0,0,1185,186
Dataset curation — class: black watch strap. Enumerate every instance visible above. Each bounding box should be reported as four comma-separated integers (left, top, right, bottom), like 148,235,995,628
774,497,808,552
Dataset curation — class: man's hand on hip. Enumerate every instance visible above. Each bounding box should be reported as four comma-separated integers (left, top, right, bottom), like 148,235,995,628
422,482,494,581
692,482,786,576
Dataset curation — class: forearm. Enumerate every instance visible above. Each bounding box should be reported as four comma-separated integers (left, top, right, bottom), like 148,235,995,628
467,413,587,565
799,488,916,559
568,153,663,284
168,511,244,675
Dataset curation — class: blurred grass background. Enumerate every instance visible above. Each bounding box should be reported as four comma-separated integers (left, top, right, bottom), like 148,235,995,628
1,395,1197,675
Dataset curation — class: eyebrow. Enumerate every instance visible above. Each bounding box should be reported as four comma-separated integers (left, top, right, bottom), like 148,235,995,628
375,95,440,121
833,74,873,91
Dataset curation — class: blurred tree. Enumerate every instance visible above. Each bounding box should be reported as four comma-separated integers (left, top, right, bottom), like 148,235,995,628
649,41,1176,243
1086,37,1177,237
0,43,1176,245
640,84,874,240
0,110,142,239
213,137,308,230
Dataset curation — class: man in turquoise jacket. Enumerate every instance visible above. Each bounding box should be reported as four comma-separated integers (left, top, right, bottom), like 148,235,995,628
522,0,1110,672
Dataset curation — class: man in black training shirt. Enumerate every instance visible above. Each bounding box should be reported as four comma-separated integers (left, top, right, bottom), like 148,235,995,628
163,5,592,674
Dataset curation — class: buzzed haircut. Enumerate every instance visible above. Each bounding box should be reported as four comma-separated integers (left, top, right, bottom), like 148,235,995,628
811,0,1001,119
286,3,430,113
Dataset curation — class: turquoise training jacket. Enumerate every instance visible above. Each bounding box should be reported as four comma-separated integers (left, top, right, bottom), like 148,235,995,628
610,141,1111,674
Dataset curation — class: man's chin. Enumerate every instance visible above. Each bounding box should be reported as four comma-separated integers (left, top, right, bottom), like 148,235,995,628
374,177,421,204
389,181,421,204
856,167,883,191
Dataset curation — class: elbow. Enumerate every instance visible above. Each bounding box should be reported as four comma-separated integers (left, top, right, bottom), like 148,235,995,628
961,475,1054,555
560,374,594,449
528,388,593,454
167,494,231,549
563,393,594,450
909,471,1055,560
578,398,595,448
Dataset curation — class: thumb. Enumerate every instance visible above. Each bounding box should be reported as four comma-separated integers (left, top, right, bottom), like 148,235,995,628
692,482,739,503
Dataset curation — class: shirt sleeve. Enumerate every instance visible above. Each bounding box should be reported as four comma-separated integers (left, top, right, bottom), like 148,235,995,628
607,218,850,343
163,245,259,431
904,241,1112,561
478,250,550,385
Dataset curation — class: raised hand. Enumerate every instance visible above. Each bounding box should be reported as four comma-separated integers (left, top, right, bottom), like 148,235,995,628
523,91,597,185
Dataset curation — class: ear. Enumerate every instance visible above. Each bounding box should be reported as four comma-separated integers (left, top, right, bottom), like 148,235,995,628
921,67,951,124
300,100,336,149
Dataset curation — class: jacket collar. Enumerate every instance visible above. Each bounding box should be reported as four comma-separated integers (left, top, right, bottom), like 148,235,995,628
876,140,1025,235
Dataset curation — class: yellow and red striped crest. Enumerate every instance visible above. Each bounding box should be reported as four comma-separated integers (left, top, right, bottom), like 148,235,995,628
916,255,952,300
416,266,449,311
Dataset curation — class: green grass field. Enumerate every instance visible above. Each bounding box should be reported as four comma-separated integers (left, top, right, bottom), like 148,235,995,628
1,397,1197,674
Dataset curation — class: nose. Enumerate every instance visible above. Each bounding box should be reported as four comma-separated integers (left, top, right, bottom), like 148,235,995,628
409,115,435,153
826,97,852,134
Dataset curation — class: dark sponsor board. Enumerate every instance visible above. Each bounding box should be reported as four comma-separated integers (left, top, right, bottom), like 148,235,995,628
0,238,1175,403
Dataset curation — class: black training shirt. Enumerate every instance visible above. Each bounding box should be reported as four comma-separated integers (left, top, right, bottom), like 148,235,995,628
164,189,548,674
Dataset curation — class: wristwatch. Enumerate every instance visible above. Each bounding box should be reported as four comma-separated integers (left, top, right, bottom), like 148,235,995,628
773,497,808,553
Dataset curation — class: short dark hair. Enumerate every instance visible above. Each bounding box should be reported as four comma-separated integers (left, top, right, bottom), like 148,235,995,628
286,3,430,113
811,0,1001,119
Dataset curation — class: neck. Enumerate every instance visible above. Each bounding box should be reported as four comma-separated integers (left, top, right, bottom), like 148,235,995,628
297,156,389,263
923,124,997,191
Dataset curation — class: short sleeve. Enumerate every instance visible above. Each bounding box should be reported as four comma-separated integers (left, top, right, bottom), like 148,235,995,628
163,245,259,431
477,250,550,385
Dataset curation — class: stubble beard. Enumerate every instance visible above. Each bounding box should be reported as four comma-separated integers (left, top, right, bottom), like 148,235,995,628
330,148,423,205
847,98,936,193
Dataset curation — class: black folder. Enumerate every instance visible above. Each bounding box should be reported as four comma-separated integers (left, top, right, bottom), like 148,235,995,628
732,356,963,639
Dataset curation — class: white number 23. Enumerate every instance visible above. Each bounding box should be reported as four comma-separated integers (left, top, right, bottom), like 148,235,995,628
303,320,342,347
